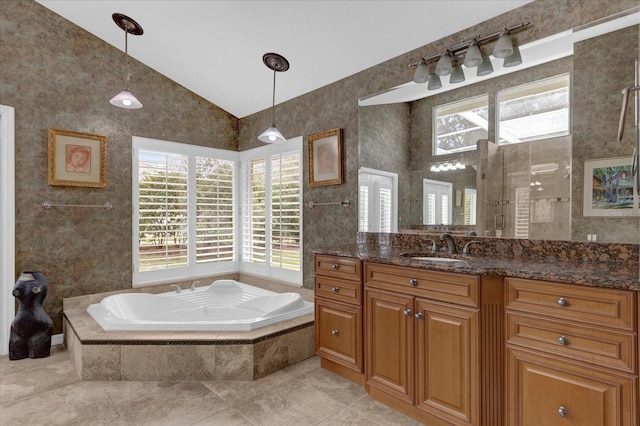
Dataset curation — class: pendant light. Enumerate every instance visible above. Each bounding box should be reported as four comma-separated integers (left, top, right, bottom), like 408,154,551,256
493,31,514,58
413,61,430,83
258,53,289,144
109,13,144,109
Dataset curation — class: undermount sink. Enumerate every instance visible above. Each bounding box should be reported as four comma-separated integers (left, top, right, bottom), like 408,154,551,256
411,256,464,263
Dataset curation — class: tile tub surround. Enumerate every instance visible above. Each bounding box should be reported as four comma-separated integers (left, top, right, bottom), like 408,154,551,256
63,281,315,381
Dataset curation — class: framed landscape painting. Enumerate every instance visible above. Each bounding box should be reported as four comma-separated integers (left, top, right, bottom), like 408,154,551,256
583,157,637,217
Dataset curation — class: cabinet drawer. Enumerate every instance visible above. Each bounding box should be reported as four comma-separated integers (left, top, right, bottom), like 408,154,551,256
315,255,362,282
507,347,637,426
364,262,479,307
315,298,362,372
506,278,635,331
507,313,636,373
315,276,362,305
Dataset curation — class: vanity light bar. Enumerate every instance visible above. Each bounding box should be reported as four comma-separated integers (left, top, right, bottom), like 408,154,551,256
430,162,466,172
409,21,531,71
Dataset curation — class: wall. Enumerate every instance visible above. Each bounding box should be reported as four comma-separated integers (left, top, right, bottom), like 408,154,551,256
0,0,238,333
2,1,637,331
238,0,638,289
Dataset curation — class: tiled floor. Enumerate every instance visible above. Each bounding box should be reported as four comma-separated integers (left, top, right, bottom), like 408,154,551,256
0,346,421,426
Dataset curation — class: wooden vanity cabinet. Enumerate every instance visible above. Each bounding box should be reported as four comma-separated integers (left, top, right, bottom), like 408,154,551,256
364,262,504,426
505,277,638,425
314,254,364,385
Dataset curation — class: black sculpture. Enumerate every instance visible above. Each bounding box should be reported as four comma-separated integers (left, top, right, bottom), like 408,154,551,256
9,271,53,360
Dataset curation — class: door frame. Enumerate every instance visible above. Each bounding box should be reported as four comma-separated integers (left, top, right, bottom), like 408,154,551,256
0,105,15,355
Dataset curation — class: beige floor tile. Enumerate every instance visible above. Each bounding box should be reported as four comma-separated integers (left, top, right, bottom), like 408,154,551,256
318,407,383,425
0,359,80,404
349,394,423,426
192,407,254,425
0,381,118,426
111,381,229,426
0,345,69,377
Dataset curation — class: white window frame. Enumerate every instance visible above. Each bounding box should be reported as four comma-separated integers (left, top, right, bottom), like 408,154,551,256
132,136,240,286
433,94,489,156
423,178,453,225
239,136,303,286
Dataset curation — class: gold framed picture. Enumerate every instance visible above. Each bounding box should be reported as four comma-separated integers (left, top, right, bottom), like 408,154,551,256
308,128,343,187
48,128,106,188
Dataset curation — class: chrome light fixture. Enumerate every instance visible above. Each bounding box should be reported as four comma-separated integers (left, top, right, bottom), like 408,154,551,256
258,53,289,144
109,13,144,109
409,21,529,84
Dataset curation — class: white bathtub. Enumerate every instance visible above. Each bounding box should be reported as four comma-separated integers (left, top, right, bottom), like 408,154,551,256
86,280,314,332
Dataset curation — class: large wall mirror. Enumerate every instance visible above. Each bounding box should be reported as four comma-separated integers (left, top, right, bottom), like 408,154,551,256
358,10,640,243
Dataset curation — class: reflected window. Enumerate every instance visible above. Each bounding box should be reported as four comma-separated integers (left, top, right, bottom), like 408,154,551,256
359,168,398,232
423,179,452,225
433,95,489,156
498,74,570,144
464,188,477,226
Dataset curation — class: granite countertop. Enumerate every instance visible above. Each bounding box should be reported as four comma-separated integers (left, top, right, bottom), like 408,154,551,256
314,244,640,291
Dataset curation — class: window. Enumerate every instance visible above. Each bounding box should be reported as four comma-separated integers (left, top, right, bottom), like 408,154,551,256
498,74,570,144
133,137,238,285
423,179,452,225
240,137,302,284
358,168,398,232
433,95,489,155
464,188,477,226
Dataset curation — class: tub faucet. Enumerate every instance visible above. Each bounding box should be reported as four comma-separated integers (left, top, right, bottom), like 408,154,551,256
170,284,181,294
439,233,457,254
190,281,200,291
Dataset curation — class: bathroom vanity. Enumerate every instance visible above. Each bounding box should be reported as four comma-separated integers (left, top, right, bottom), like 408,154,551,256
314,241,640,425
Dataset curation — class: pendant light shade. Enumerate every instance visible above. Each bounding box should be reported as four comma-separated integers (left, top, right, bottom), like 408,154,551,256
503,44,522,67
493,31,514,58
258,53,289,144
109,90,143,109
413,61,430,83
435,52,452,76
463,40,483,68
110,13,143,110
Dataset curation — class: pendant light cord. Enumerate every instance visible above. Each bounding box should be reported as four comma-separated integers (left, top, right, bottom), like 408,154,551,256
123,29,130,91
270,68,277,125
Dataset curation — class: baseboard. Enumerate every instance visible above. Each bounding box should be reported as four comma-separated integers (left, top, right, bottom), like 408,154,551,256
51,333,63,346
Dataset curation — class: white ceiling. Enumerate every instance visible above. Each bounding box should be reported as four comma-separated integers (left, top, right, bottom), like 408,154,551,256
36,0,531,118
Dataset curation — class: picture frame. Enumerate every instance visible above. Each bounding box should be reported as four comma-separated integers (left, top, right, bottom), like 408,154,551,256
455,189,462,207
48,128,107,188
583,156,637,217
308,128,343,187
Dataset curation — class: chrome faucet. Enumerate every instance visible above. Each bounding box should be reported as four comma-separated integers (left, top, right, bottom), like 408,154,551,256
424,238,438,253
462,240,481,255
190,280,200,291
439,233,457,254
170,284,181,294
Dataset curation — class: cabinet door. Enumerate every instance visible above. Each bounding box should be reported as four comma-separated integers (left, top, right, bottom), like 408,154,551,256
315,298,362,372
507,347,637,426
415,299,480,426
365,288,414,404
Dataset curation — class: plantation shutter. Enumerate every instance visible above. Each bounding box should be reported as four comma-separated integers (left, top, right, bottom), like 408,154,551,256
379,187,392,233
359,185,369,232
242,158,267,264
138,150,189,272
270,151,301,271
195,157,235,264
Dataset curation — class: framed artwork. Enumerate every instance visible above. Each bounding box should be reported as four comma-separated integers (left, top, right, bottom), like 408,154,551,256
583,157,637,217
308,128,343,187
48,128,106,188
455,189,462,207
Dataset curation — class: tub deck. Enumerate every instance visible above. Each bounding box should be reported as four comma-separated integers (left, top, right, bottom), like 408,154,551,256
63,281,315,381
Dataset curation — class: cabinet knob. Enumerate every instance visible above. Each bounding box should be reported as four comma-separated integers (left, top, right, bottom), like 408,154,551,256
557,297,567,306
331,287,339,293
558,335,568,345
409,278,418,287
415,312,424,319
403,309,412,316
558,406,567,417
331,329,339,336
331,264,339,270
